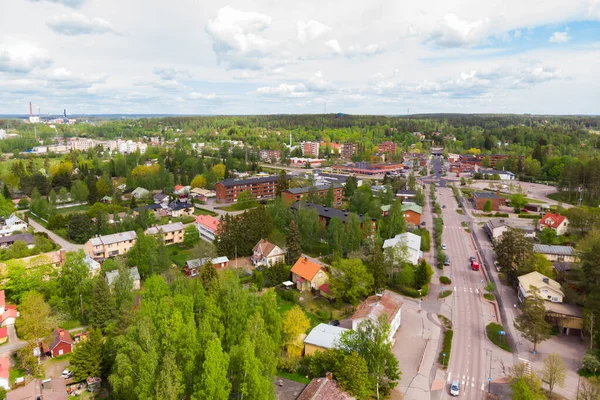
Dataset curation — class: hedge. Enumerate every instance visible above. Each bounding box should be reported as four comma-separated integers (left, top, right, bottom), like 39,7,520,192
494,212,509,217
439,329,453,368
518,214,540,219
440,276,452,284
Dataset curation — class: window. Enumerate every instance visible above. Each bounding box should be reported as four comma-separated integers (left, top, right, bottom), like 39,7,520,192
58,349,63,355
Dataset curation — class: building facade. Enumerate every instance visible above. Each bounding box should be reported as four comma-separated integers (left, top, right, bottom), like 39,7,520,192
215,176,279,203
84,231,137,260
378,141,397,154
301,141,320,157
259,149,281,162
145,222,185,245
195,215,220,241
282,184,343,205
341,143,359,158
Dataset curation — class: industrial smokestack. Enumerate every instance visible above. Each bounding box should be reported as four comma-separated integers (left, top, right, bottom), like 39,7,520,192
29,102,33,117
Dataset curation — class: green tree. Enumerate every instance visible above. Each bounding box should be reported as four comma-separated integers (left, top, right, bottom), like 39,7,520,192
541,353,567,396
493,228,533,279
90,276,115,332
330,258,374,305
336,352,372,400
67,213,94,243
344,176,357,198
58,251,92,320
87,174,99,204
184,225,200,247
70,327,104,381
16,291,56,364
510,193,528,213
414,260,433,289
306,185,320,204
385,199,407,239
0,194,15,218
71,180,89,202
275,170,289,197
155,352,183,400
324,184,335,207
514,286,552,352
194,337,231,400
229,337,274,400
539,228,556,245
286,220,302,263
343,213,363,254
326,217,344,256
512,377,536,400
483,199,492,212
337,315,401,399
296,206,319,250
59,187,69,203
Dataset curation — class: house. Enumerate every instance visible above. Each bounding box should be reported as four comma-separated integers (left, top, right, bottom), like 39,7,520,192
297,375,355,400
84,231,137,261
533,244,579,263
539,212,569,236
0,327,7,344
173,185,189,195
0,250,67,273
473,191,505,211
401,203,422,226
290,202,377,234
0,233,34,249
380,204,391,217
195,215,220,242
216,176,281,203
7,378,68,400
485,219,536,241
352,290,403,342
189,188,216,202
480,169,515,180
100,195,112,204
49,328,73,357
105,266,141,290
0,357,8,390
291,256,329,292
282,184,343,205
0,214,28,237
378,141,397,154
518,272,563,303
168,200,194,217
395,190,416,202
251,239,286,267
382,232,422,265
131,187,150,199
289,157,325,168
83,255,101,276
145,222,185,245
184,257,229,276
0,290,18,327
153,192,170,206
303,323,348,355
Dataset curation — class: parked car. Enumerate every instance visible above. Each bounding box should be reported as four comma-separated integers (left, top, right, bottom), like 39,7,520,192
328,320,340,326
450,380,460,396
442,205,446,209
421,221,426,226
61,369,73,379
442,244,447,250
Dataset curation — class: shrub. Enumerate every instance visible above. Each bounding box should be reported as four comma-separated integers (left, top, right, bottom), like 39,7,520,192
439,290,452,299
486,323,511,352
439,329,453,368
279,288,298,303
440,276,451,284
398,287,419,298
518,214,539,219
494,212,509,217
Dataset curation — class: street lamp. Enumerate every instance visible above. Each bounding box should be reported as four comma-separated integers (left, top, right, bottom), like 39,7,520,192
442,352,446,368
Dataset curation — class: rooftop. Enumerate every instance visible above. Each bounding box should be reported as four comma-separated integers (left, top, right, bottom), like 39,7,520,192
285,184,342,195
352,290,403,326
0,233,34,245
219,175,279,187
90,231,136,246
473,191,499,199
146,222,185,235
533,244,575,256
291,256,324,281
290,202,368,223
383,232,421,252
297,377,355,400
518,271,564,297
304,323,348,350
195,215,220,231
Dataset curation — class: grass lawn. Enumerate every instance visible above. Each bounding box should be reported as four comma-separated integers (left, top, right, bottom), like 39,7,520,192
484,293,496,301
55,204,90,215
193,207,218,217
302,243,329,258
486,323,511,352
157,215,195,225
455,209,463,215
167,246,195,267
275,292,347,329
220,202,259,212
58,319,83,330
9,367,26,383
497,272,511,286
277,370,311,384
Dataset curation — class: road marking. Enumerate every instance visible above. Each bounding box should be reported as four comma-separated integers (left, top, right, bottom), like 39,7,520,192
469,288,473,293
481,383,485,391
476,288,479,294
447,373,452,382
454,286,457,291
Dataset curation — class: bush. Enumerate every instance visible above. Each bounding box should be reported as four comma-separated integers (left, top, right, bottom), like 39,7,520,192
484,293,495,301
316,309,329,321
518,214,540,219
439,290,452,299
439,329,453,368
494,212,509,217
420,284,429,297
278,288,298,303
486,323,511,352
398,287,419,298
440,276,451,284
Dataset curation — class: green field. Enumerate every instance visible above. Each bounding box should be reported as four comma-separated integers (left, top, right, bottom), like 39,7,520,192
55,204,90,214
194,207,218,217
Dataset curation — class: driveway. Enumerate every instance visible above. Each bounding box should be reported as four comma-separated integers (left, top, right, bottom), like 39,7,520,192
25,216,83,251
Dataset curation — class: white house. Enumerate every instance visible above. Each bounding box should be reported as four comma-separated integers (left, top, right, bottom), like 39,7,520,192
485,219,536,241
539,212,570,236
131,187,150,199
0,214,27,237
251,239,286,267
480,169,516,180
518,271,564,303
382,232,422,265
351,290,403,343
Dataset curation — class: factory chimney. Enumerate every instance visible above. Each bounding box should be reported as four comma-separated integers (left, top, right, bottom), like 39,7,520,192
29,102,33,118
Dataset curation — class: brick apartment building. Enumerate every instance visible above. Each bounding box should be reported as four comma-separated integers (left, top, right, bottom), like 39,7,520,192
259,149,281,162
341,143,359,158
282,184,343,205
473,191,505,211
378,141,397,154
216,176,280,203
301,141,320,157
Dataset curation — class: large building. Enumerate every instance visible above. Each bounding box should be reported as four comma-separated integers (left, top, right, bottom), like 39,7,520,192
378,141,397,154
341,143,359,158
351,290,403,342
259,149,281,162
195,215,220,242
473,191,505,211
282,184,343,205
332,162,403,176
84,231,137,261
145,222,185,245
215,176,280,203
301,141,320,157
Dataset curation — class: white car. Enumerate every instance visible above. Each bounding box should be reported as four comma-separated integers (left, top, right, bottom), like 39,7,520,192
442,244,447,250
61,369,72,379
450,380,460,396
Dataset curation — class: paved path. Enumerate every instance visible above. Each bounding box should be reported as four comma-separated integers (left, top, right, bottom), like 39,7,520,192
0,325,88,357
26,216,84,251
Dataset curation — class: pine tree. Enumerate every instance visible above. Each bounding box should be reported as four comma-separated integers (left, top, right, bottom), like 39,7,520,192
275,170,289,197
87,175,99,205
2,184,10,200
90,276,115,332
70,327,104,381
286,220,302,263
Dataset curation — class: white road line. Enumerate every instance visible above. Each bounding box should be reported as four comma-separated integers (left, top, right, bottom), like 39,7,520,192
469,288,473,293
476,288,479,294
454,286,457,291
447,372,452,382
481,383,485,391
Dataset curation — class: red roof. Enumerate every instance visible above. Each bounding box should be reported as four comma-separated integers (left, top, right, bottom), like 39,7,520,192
0,327,7,339
50,328,73,351
291,257,323,282
0,290,4,307
319,283,331,294
0,357,8,380
0,309,17,322
195,215,220,232
540,212,567,229
352,290,403,325
174,185,184,191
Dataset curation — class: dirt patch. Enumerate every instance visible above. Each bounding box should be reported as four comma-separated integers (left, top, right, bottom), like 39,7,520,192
44,358,70,379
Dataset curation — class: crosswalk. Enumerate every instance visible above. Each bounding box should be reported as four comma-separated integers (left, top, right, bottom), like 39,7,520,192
453,286,480,294
446,372,487,392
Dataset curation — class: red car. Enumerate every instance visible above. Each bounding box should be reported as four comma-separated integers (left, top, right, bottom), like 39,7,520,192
471,261,480,271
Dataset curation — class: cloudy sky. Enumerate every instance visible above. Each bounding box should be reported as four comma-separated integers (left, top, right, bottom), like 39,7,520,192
1,0,599,115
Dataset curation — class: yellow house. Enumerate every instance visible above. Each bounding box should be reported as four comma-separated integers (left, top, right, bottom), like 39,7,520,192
84,231,137,261
291,256,328,292
145,222,185,245
303,323,348,355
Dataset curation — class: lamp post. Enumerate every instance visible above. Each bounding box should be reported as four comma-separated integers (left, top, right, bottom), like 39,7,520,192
442,352,446,368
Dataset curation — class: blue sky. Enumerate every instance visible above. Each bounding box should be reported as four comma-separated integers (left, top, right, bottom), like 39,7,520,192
1,0,599,115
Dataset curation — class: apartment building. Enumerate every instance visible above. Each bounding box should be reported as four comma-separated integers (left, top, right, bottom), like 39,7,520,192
215,176,280,203
145,222,185,245
282,184,343,205
195,215,220,241
378,141,397,154
301,141,320,157
259,149,281,162
84,231,137,261
69,138,97,151
341,143,359,158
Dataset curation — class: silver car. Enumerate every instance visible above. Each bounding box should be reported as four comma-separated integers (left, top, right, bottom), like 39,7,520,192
450,380,460,396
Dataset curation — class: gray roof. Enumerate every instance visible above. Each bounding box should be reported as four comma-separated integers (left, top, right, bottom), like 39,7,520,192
473,191,499,199
396,190,417,195
290,202,369,223
481,169,515,176
285,184,342,195
486,219,509,229
83,255,100,272
304,323,348,349
533,244,575,256
106,266,140,286
89,231,137,246
219,175,280,187
146,222,184,235
0,233,34,245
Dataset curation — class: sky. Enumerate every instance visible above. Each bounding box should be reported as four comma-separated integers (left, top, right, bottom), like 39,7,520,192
1,0,600,115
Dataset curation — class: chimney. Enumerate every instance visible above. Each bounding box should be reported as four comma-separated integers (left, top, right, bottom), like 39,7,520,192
304,256,308,262
543,278,549,284
325,372,333,380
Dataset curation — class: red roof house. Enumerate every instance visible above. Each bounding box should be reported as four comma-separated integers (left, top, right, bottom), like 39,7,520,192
0,357,9,390
0,307,17,327
0,327,7,344
539,212,569,235
195,215,220,241
49,329,73,357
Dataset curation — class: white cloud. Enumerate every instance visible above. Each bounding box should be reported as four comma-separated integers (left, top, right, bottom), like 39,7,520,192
425,14,491,47
256,83,309,98
189,92,217,100
0,43,52,73
47,13,115,36
549,31,571,43
325,39,384,57
514,30,522,38
153,67,190,80
26,0,86,8
297,20,332,43
324,39,343,54
206,6,277,70
306,71,333,92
